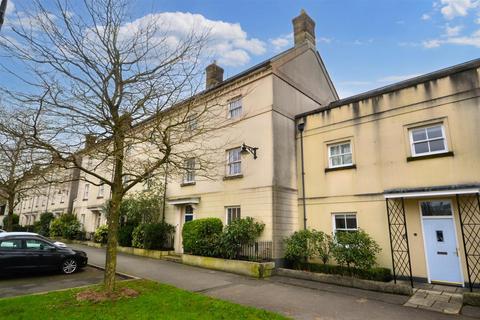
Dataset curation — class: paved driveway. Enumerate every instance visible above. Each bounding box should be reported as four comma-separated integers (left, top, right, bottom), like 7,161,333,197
72,244,478,320
0,266,124,299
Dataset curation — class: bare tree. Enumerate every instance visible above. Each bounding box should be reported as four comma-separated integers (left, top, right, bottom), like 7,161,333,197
0,107,53,230
0,0,231,291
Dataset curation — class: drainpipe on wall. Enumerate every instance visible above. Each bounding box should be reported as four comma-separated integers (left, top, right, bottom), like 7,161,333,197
297,118,307,230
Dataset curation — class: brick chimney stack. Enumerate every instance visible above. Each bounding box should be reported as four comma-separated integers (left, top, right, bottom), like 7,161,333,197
206,62,224,89
292,9,316,47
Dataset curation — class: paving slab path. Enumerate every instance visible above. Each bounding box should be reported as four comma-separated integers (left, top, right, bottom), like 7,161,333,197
72,244,479,320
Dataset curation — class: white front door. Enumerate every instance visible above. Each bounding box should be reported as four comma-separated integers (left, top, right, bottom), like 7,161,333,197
421,201,463,285
175,205,195,253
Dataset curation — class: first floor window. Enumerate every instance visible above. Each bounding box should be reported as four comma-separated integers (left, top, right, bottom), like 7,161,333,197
409,124,447,156
227,148,242,176
60,190,65,203
228,97,242,119
328,141,352,168
98,184,105,198
187,113,197,131
83,184,89,200
185,205,194,223
226,206,241,225
333,213,357,233
184,158,196,183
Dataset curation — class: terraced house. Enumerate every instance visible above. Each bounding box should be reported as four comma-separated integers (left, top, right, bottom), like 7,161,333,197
296,59,480,289
9,10,480,288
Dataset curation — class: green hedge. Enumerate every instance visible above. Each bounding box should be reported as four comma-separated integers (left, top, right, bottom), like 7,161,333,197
182,218,223,257
296,262,392,282
118,223,136,247
94,225,109,244
50,214,82,240
132,222,175,250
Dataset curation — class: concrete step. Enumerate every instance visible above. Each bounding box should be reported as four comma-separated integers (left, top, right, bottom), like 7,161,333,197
163,255,182,263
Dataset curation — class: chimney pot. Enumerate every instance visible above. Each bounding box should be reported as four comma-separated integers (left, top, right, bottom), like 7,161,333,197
292,9,316,47
206,62,224,89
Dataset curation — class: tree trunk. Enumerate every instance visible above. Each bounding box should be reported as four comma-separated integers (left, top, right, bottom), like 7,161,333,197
4,196,15,232
103,189,121,292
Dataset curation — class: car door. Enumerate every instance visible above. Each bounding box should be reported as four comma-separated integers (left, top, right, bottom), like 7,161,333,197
0,238,26,270
24,239,61,269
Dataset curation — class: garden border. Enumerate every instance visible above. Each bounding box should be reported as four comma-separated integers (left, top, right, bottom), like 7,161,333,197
276,268,413,295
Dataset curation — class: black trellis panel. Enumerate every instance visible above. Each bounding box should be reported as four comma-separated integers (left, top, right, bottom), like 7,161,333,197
457,193,480,292
386,198,413,287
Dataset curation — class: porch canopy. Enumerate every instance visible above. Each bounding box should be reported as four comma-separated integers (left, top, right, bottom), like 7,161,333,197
166,197,200,206
383,184,480,291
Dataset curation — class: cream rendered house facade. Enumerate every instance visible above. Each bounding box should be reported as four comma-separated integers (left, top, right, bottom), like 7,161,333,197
296,59,480,289
18,11,337,260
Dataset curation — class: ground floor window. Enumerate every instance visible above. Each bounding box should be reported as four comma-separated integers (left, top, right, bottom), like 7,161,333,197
333,213,357,233
226,206,241,225
185,205,194,223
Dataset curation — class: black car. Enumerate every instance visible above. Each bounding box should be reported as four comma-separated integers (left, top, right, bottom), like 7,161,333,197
0,233,88,274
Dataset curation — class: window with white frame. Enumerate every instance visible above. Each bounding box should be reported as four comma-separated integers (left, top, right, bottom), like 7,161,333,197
50,193,55,205
184,158,195,183
41,196,46,207
227,148,242,176
98,184,105,198
184,205,194,223
83,184,89,200
328,141,353,168
409,124,447,156
333,213,357,233
226,206,241,225
228,97,242,119
187,113,197,131
60,190,65,203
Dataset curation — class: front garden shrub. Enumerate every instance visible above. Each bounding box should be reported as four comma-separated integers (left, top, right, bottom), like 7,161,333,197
284,229,331,267
143,222,175,250
132,224,147,248
330,229,381,271
297,262,392,282
34,212,55,236
219,217,265,259
182,218,223,256
49,213,82,240
118,223,136,247
94,225,109,244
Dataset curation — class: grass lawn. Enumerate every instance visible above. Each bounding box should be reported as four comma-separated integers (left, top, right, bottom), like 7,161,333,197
0,279,288,320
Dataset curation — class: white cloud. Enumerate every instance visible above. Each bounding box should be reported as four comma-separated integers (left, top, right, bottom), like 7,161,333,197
421,13,431,20
117,12,266,67
440,0,479,19
444,24,463,36
269,33,293,51
318,37,332,43
423,28,480,47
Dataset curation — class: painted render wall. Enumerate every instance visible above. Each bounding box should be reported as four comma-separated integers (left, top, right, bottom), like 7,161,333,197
299,66,480,279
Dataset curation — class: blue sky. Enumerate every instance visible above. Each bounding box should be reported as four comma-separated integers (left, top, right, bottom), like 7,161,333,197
3,0,480,98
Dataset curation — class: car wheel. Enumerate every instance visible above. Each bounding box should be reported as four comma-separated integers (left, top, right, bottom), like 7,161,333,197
61,258,78,274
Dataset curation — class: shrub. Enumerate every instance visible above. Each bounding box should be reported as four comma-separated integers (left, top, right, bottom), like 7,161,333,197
182,218,223,257
49,214,82,240
284,229,331,267
143,222,175,250
132,224,147,248
94,225,109,244
34,212,55,236
219,217,265,259
330,229,381,271
296,262,392,282
118,223,136,247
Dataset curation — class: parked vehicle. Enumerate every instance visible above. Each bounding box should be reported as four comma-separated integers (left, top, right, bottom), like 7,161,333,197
0,229,5,233
0,232,87,274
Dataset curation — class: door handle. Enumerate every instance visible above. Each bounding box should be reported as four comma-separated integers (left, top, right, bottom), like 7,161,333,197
437,251,447,255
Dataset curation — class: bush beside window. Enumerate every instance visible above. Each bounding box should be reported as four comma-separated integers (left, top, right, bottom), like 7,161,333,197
219,217,265,259
330,229,381,271
284,229,331,267
118,223,136,247
182,218,223,257
33,212,55,236
297,262,392,282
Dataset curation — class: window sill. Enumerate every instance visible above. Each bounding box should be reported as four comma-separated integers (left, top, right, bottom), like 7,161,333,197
325,164,356,173
223,174,243,180
96,196,104,199
407,151,454,162
181,181,196,187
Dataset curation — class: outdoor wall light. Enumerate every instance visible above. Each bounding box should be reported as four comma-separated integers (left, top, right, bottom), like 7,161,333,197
241,143,258,159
